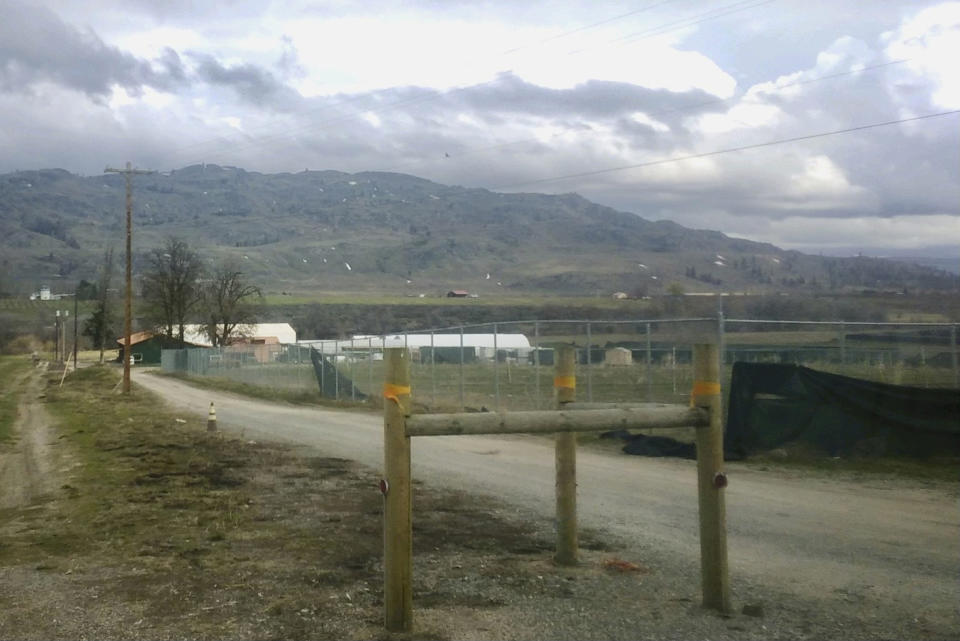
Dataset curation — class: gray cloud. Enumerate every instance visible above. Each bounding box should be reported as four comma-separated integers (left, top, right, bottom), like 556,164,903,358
188,52,303,110
452,73,723,120
0,0,186,98
275,36,305,79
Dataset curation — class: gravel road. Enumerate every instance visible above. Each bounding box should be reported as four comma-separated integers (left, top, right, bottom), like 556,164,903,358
135,370,960,637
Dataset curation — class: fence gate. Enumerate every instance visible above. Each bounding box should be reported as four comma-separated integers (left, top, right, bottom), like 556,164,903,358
380,344,730,632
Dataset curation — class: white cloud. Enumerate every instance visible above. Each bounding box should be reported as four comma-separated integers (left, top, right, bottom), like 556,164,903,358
630,112,670,132
742,214,960,252
695,101,782,134
110,26,207,59
779,155,875,211
883,2,960,110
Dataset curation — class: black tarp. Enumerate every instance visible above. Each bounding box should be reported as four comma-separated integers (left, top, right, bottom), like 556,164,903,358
726,363,960,458
419,346,477,364
309,348,366,400
599,430,696,459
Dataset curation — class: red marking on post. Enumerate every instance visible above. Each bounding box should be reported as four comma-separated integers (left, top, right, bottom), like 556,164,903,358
379,479,389,495
713,472,728,489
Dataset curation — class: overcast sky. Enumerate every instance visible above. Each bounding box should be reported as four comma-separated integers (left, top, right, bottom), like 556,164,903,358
2,0,958,257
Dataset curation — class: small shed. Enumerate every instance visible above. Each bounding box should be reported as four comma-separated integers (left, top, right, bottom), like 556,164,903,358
116,331,199,365
605,346,633,366
446,290,470,298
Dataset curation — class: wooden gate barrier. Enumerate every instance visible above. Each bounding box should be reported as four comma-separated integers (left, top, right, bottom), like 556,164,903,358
381,344,730,632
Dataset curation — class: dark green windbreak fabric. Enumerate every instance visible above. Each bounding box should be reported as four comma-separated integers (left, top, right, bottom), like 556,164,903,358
309,348,366,400
726,363,960,458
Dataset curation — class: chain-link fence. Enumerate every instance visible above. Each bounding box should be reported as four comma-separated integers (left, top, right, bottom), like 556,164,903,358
161,317,960,411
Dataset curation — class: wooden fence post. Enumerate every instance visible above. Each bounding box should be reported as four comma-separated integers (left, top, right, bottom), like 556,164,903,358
692,344,731,613
383,348,412,632
554,345,578,565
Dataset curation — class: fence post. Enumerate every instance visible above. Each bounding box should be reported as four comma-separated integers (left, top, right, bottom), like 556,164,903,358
586,322,593,402
383,348,413,632
430,330,436,408
459,326,465,410
335,341,341,400
554,345,578,566
717,304,725,367
839,322,846,364
534,321,541,410
351,338,356,401
645,322,653,401
494,323,501,411
320,343,326,397
951,325,958,389
692,344,731,614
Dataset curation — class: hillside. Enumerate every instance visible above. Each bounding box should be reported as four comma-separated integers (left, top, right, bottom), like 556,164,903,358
0,165,956,297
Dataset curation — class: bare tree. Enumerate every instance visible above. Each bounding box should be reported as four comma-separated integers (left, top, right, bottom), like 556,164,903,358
141,238,204,342
201,262,262,346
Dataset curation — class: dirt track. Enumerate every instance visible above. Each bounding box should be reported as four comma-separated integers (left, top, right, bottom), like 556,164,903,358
135,370,960,635
0,366,62,509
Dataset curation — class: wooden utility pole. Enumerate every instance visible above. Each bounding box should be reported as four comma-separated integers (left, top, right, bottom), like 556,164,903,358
104,162,154,394
383,348,412,632
554,345,578,566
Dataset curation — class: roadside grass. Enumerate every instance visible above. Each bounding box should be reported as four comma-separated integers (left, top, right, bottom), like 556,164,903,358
0,356,32,441
1,365,257,564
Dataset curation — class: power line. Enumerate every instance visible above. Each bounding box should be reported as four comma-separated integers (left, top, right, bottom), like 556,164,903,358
502,0,683,54
493,110,960,190
572,0,776,53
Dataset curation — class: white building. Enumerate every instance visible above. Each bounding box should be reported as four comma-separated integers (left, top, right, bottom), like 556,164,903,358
29,286,53,301
181,322,297,347
299,333,532,361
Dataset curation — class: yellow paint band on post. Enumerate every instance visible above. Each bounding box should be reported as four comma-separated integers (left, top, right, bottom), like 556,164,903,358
383,384,411,403
553,376,576,389
692,381,721,396
690,380,721,407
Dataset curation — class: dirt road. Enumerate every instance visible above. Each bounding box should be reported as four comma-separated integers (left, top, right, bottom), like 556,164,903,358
136,370,960,632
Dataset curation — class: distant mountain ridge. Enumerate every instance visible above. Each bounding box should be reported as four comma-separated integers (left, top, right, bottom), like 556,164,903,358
0,165,956,296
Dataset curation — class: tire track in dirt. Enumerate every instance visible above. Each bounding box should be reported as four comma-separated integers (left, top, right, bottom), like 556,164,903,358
0,366,62,509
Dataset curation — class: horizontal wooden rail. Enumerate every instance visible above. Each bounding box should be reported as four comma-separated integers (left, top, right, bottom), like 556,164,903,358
405,405,708,437
563,402,687,411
